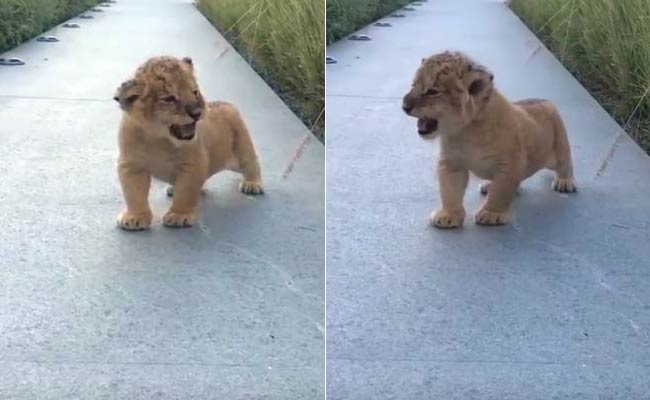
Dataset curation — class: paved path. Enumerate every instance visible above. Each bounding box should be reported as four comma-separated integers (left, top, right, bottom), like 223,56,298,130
326,1,650,398
0,1,323,399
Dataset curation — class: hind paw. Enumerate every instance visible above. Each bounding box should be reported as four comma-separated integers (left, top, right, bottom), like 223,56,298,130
429,209,465,229
240,180,264,195
475,209,509,226
553,178,577,193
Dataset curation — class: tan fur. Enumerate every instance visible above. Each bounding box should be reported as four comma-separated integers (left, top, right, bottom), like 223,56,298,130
114,56,263,230
402,51,576,228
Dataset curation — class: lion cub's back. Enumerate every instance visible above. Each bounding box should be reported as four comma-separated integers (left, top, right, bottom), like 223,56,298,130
198,101,247,172
199,100,242,144
514,98,563,167
514,98,561,125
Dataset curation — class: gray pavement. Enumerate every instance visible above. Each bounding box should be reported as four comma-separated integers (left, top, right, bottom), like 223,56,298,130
326,1,650,399
0,1,323,399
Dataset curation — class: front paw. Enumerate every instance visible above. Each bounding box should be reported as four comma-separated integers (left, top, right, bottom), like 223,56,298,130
552,178,577,193
162,210,196,228
475,209,509,226
429,209,465,229
117,210,152,231
240,180,264,195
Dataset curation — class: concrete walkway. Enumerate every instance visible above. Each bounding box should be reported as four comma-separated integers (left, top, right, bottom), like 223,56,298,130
0,1,323,399
326,1,650,399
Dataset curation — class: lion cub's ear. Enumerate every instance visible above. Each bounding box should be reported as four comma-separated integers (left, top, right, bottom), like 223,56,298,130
113,79,143,111
182,56,193,70
465,63,494,97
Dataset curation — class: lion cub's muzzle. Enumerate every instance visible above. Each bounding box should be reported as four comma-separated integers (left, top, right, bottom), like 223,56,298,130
169,104,204,141
417,118,438,136
403,96,439,136
169,122,197,141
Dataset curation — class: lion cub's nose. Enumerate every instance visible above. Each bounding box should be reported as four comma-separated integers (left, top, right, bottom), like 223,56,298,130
402,96,414,114
186,105,203,121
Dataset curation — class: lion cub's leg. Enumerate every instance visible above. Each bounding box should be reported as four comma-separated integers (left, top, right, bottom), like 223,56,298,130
117,163,153,231
431,161,468,229
163,172,204,228
475,174,519,226
480,181,521,196
239,157,264,195
550,117,577,193
166,185,206,197
232,119,264,195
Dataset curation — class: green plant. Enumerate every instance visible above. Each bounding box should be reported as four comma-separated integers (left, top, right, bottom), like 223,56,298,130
198,0,324,139
0,0,101,53
511,0,650,151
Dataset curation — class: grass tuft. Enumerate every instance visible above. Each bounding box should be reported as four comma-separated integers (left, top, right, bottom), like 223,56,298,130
511,0,650,152
198,0,324,140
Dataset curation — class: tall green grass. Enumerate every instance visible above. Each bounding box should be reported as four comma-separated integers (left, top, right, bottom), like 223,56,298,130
511,0,650,152
0,0,101,53
326,0,412,44
198,0,324,140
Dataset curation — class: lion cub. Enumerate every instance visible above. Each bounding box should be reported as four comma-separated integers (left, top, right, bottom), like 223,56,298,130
113,56,264,230
402,51,576,228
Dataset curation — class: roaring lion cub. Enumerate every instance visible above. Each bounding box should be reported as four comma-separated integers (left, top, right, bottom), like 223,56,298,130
113,56,264,230
402,51,576,228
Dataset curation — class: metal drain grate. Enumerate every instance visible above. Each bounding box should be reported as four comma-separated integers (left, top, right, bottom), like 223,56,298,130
0,58,26,66
79,15,94,19
374,22,392,27
326,57,337,64
36,36,59,43
348,34,372,41
62,23,80,28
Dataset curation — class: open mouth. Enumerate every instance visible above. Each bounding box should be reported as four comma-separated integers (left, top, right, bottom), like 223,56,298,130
417,118,438,135
169,122,196,141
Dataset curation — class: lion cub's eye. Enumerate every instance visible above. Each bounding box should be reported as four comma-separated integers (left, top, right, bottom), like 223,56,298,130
161,96,177,103
425,88,441,96
193,90,199,96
